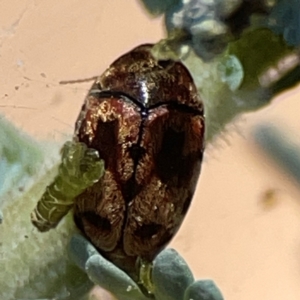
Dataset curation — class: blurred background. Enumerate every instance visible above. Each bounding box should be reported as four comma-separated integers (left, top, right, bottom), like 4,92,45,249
1,1,300,299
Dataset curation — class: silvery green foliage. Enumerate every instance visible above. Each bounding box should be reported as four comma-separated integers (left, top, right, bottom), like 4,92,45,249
254,124,300,184
184,280,224,300
69,235,147,300
0,116,92,300
139,0,180,15
142,0,299,60
69,235,223,300
164,0,237,60
152,248,194,300
267,0,300,46
0,115,44,207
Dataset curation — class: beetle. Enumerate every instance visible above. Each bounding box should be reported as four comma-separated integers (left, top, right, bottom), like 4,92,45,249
73,44,205,280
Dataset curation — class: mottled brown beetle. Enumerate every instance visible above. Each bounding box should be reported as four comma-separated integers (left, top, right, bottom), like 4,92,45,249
73,44,205,280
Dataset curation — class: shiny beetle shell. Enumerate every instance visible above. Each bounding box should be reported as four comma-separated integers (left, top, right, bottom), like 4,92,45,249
73,44,205,277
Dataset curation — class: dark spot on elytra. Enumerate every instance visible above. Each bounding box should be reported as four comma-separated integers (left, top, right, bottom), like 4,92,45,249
155,128,185,183
129,144,146,163
121,176,142,203
157,60,173,69
135,222,162,239
76,211,111,232
92,119,118,170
